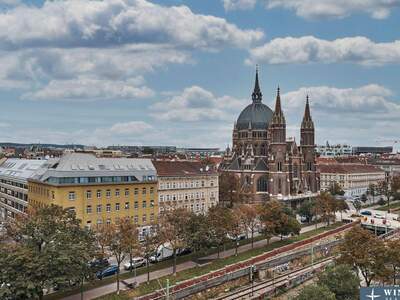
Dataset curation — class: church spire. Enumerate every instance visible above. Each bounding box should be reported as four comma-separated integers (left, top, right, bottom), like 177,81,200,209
301,95,314,128
252,65,262,103
274,86,282,114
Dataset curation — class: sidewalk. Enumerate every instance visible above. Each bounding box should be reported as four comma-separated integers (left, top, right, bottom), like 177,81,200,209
62,222,327,300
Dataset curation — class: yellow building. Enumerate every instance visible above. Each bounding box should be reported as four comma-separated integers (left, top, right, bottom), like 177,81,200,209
28,153,158,234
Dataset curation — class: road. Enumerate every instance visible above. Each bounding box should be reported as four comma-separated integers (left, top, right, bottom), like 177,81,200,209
61,222,327,300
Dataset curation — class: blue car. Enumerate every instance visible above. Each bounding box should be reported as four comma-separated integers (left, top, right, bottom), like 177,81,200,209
360,210,372,216
96,265,119,279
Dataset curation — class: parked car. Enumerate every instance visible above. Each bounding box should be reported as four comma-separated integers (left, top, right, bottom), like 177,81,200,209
177,247,192,256
96,265,119,279
360,210,372,216
123,257,146,270
89,257,109,270
150,243,174,263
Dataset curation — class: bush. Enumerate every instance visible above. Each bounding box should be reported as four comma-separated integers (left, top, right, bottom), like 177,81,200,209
378,198,387,206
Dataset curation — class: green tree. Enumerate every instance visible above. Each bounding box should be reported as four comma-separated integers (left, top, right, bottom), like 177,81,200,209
314,192,336,226
336,199,349,221
329,182,345,196
141,226,160,283
384,239,400,285
317,264,360,300
298,199,315,223
338,226,386,286
4,205,96,299
219,172,240,208
259,200,282,244
368,183,377,203
207,206,234,258
353,199,362,214
182,212,211,253
295,284,336,300
361,193,368,203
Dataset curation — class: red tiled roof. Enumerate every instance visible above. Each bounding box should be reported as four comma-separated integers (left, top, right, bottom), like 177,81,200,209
152,160,217,177
317,163,385,174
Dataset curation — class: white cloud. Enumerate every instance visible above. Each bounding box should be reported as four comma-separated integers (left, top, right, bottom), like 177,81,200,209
266,0,400,20
151,85,246,122
280,84,400,145
0,0,263,51
106,121,153,135
247,36,400,66
223,0,257,10
22,76,154,101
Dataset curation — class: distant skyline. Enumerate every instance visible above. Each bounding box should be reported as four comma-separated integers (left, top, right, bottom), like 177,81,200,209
0,0,400,148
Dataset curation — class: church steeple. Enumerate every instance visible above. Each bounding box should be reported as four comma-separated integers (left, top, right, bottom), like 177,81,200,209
270,86,286,143
274,86,283,115
301,95,314,129
252,65,262,103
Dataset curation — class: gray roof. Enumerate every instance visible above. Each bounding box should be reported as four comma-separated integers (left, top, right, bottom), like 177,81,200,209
32,153,156,182
0,158,49,181
236,102,273,130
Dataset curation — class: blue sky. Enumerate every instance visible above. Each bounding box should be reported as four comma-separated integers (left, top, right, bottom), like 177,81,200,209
0,0,399,149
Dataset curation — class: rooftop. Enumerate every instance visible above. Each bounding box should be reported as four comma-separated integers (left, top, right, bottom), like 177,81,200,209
0,158,49,180
317,164,385,174
152,160,217,177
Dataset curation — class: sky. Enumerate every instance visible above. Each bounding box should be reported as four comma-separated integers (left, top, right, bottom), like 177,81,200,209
0,0,399,149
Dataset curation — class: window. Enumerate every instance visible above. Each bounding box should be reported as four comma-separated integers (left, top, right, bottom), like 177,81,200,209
150,187,154,194
142,188,146,195
106,190,111,198
134,188,139,195
125,202,129,209
68,191,76,201
115,203,120,211
134,215,138,224
86,205,92,214
306,162,312,171
196,203,199,211
106,204,111,212
142,215,147,223
125,189,129,196
150,213,154,222
96,204,102,213
210,181,214,187
142,201,147,208
159,195,163,202
150,200,154,207
115,189,120,197
97,190,101,198
257,176,268,192
134,201,138,209
277,162,283,172
86,190,92,199
106,218,111,225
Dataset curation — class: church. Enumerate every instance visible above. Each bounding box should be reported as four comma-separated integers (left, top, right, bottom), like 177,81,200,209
221,69,320,204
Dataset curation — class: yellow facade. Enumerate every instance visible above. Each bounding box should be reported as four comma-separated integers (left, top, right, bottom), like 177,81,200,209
28,180,158,229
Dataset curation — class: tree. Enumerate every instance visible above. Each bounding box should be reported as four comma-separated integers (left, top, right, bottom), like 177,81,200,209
298,199,315,223
384,239,400,285
237,204,259,248
219,172,240,208
353,199,362,214
121,220,140,279
368,183,377,203
276,214,301,239
141,225,161,283
182,212,211,253
101,218,135,294
158,208,191,275
259,200,283,244
329,181,345,196
4,205,96,299
317,264,359,300
377,176,400,213
207,206,234,258
335,199,349,221
361,193,368,203
314,192,336,226
227,208,242,256
338,226,386,286
295,284,336,300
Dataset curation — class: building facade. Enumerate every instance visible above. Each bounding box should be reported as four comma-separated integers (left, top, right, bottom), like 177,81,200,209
0,159,48,221
28,153,158,233
316,143,352,157
221,70,319,204
318,164,385,197
152,161,218,214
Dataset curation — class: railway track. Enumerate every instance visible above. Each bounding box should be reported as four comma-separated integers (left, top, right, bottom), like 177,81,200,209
213,257,335,300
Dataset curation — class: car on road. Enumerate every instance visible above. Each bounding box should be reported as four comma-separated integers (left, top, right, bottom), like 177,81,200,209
123,257,146,270
96,265,119,279
89,257,109,270
374,213,385,219
360,210,372,216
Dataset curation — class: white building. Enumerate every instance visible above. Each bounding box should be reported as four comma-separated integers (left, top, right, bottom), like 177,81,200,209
316,143,352,157
152,160,218,214
318,164,385,197
0,158,48,220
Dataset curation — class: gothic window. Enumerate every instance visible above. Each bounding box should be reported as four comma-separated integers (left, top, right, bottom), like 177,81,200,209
306,162,312,171
257,176,268,192
277,162,283,172
278,178,282,194
293,164,298,178
261,144,267,156
245,176,251,185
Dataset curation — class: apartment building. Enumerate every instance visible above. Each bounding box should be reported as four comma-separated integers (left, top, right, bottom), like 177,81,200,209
152,160,218,214
0,158,48,220
28,153,158,232
318,164,385,197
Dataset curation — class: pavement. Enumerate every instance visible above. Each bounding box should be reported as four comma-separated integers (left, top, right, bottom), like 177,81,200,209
61,222,326,300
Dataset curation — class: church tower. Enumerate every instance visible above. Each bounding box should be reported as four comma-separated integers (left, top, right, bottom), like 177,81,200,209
269,87,289,196
300,96,318,192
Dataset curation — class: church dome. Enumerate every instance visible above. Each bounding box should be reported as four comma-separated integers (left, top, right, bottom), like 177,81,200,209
236,102,273,130
236,68,273,130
